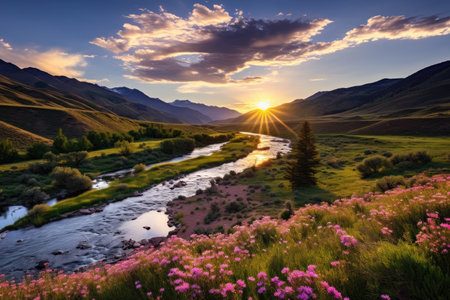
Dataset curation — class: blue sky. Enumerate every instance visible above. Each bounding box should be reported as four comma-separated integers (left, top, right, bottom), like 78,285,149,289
0,0,449,112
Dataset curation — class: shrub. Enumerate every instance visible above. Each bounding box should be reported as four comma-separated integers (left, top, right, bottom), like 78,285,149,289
390,151,432,166
29,162,56,174
225,201,244,213
21,187,49,204
280,209,292,220
27,203,50,217
161,138,195,154
26,142,50,159
356,155,390,178
133,163,146,173
43,151,58,163
204,203,221,224
115,141,134,156
0,138,18,163
50,166,92,194
375,176,406,192
65,151,88,166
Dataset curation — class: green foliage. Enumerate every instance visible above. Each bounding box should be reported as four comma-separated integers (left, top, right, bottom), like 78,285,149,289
0,138,18,163
356,155,391,178
133,163,146,173
286,121,320,187
50,166,92,194
391,151,432,166
204,203,221,224
115,140,135,156
192,133,234,147
20,187,49,204
225,201,244,213
52,128,68,154
26,142,50,159
160,138,195,154
64,151,88,166
375,175,406,192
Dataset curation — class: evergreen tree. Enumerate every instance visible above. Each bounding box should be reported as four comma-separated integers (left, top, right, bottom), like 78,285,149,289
52,128,68,153
286,121,320,188
78,136,93,151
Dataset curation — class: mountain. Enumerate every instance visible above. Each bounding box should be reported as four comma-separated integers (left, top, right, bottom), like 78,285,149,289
111,87,212,124
220,60,450,135
171,99,241,121
0,59,181,124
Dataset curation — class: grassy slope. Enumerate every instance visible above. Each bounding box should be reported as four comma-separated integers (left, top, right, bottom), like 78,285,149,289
0,120,51,150
4,134,259,230
0,174,448,299
234,134,450,218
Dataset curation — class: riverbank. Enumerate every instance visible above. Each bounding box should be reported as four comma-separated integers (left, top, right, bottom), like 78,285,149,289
2,134,259,231
0,174,447,299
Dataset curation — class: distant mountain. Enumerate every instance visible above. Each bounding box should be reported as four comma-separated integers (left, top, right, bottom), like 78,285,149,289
171,99,241,121
221,60,450,135
111,87,212,124
0,59,181,124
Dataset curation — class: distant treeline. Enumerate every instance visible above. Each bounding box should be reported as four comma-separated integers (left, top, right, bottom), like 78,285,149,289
0,125,234,163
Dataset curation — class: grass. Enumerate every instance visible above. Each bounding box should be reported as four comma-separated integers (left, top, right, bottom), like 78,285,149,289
3,134,259,230
0,173,448,299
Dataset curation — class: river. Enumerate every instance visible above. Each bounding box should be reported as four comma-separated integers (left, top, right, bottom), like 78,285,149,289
0,133,290,279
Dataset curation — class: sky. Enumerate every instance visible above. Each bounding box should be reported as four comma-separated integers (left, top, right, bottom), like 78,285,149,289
0,0,449,112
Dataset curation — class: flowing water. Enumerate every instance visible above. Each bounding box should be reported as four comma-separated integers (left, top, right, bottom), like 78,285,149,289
0,133,290,279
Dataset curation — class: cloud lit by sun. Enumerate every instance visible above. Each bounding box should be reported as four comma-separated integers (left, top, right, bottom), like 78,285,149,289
257,101,271,111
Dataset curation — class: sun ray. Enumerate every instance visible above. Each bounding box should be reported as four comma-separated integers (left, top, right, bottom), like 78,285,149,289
267,110,298,137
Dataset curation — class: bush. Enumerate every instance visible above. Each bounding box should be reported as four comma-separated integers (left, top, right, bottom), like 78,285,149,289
50,166,92,194
356,155,390,178
280,209,293,220
390,151,432,166
21,187,49,204
115,141,134,156
161,138,195,154
133,163,146,173
204,203,221,224
29,162,56,174
27,203,50,217
65,151,88,166
0,139,18,163
225,201,244,213
375,176,406,192
43,151,58,163
26,142,50,159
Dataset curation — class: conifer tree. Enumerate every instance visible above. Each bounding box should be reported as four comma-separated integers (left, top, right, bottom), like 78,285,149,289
286,121,319,187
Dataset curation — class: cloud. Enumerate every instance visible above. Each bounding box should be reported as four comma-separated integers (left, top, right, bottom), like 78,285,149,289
0,40,88,77
91,5,450,86
0,38,12,50
77,77,110,84
343,15,450,44
309,78,326,81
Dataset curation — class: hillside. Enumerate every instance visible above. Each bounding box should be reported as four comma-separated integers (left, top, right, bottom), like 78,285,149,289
171,99,241,121
111,87,212,124
221,60,450,135
0,120,51,150
0,59,181,124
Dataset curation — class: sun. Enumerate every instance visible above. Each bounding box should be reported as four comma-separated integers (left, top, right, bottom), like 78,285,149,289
257,101,270,111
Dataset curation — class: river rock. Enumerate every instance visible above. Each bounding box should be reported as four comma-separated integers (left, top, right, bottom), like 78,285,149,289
76,241,92,249
16,239,24,243
143,226,151,230
79,208,91,215
148,237,166,247
52,250,65,255
0,231,8,240
35,260,48,270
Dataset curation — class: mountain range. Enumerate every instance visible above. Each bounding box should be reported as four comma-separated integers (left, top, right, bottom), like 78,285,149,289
0,58,448,149
0,59,241,148
221,60,450,136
